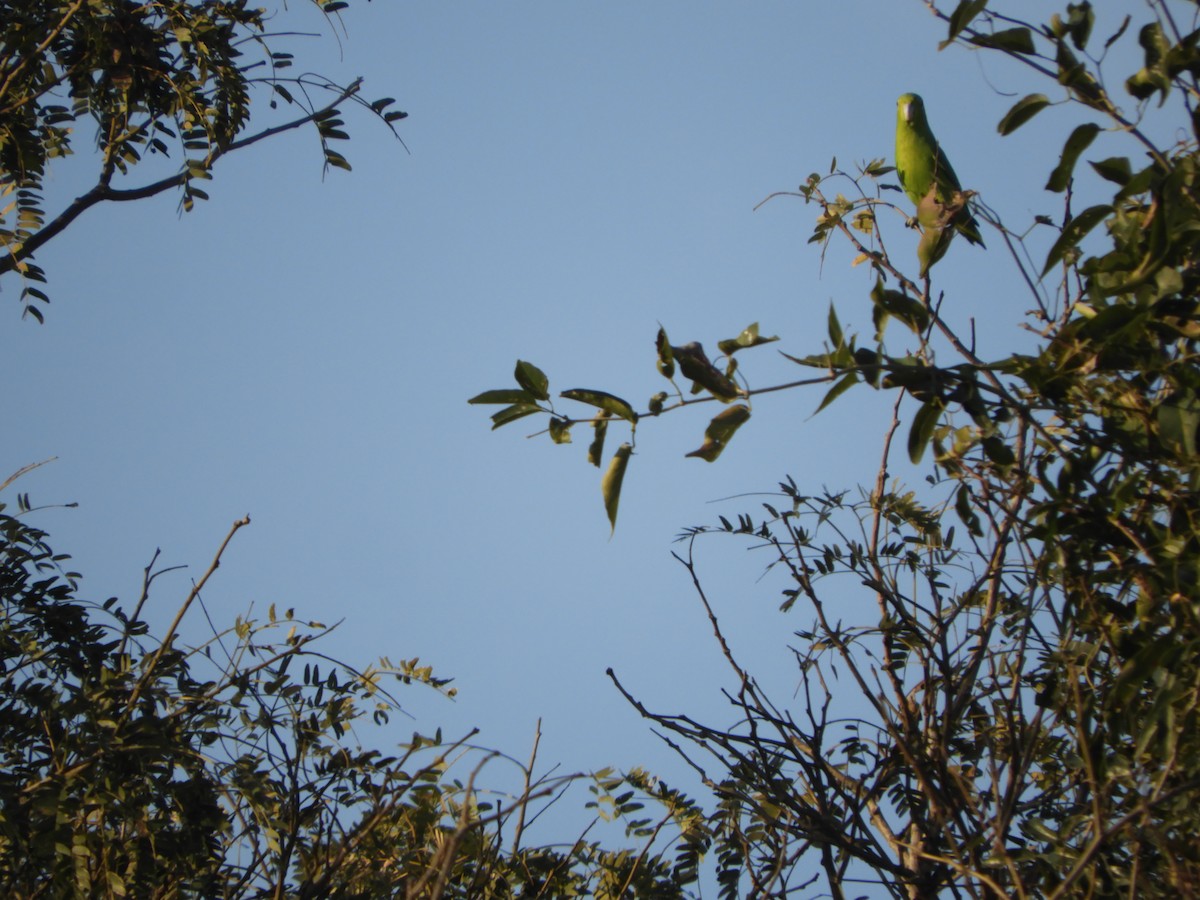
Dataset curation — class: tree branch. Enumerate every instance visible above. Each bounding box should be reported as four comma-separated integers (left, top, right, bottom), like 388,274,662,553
0,81,364,278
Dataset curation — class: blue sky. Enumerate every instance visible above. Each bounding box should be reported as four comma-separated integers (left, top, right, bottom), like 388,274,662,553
0,0,1164,884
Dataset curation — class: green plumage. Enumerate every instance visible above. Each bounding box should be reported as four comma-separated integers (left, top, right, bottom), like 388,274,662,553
895,93,984,275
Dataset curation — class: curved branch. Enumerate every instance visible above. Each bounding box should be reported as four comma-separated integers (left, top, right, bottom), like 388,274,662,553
0,80,363,278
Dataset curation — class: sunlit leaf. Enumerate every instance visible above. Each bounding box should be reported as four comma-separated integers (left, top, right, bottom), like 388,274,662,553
716,322,780,356
561,388,637,423
656,327,675,379
601,443,633,532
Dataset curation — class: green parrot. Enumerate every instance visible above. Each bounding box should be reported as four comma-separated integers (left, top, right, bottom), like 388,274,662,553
895,92,984,275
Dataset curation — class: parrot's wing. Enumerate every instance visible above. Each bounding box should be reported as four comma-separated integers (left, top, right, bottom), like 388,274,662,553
932,144,964,195
932,144,985,246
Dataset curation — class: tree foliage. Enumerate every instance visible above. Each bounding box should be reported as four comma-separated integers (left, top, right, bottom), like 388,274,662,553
0,0,408,320
0,475,710,898
0,4,709,897
476,0,1200,896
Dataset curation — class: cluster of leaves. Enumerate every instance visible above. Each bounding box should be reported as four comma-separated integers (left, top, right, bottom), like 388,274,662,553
0,0,407,319
476,0,1200,895
469,323,786,531
0,488,717,897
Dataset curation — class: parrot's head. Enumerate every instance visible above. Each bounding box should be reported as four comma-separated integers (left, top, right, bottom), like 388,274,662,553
898,93,925,127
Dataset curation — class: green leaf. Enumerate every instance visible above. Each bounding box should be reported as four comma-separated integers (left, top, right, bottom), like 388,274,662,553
1157,390,1200,458
954,484,983,537
1051,2,1095,50
854,347,882,387
561,388,637,423
871,278,929,338
968,27,1035,55
827,305,843,348
601,443,633,533
716,322,780,356
490,404,540,430
1125,22,1173,104
1045,123,1101,192
1041,204,1112,275
1090,156,1132,185
514,360,550,401
942,0,989,48
105,871,127,897
323,149,352,171
468,388,539,405
1104,15,1131,52
548,417,572,444
587,415,609,467
981,436,1015,467
908,399,944,464
686,405,751,463
997,93,1050,135
814,372,859,415
656,327,675,379
671,342,742,402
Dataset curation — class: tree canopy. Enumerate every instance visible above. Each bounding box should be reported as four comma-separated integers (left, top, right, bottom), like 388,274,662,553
0,0,406,319
475,0,1200,895
5,0,1200,897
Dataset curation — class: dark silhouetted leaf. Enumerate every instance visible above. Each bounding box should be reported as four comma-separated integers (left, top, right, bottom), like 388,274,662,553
1042,204,1112,274
469,388,539,405
942,0,988,48
549,417,572,444
908,398,944,464
1090,156,1132,185
997,93,1051,135
514,360,550,401
587,415,609,467
1046,123,1101,192
672,342,741,401
1158,390,1200,458
490,404,540,430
